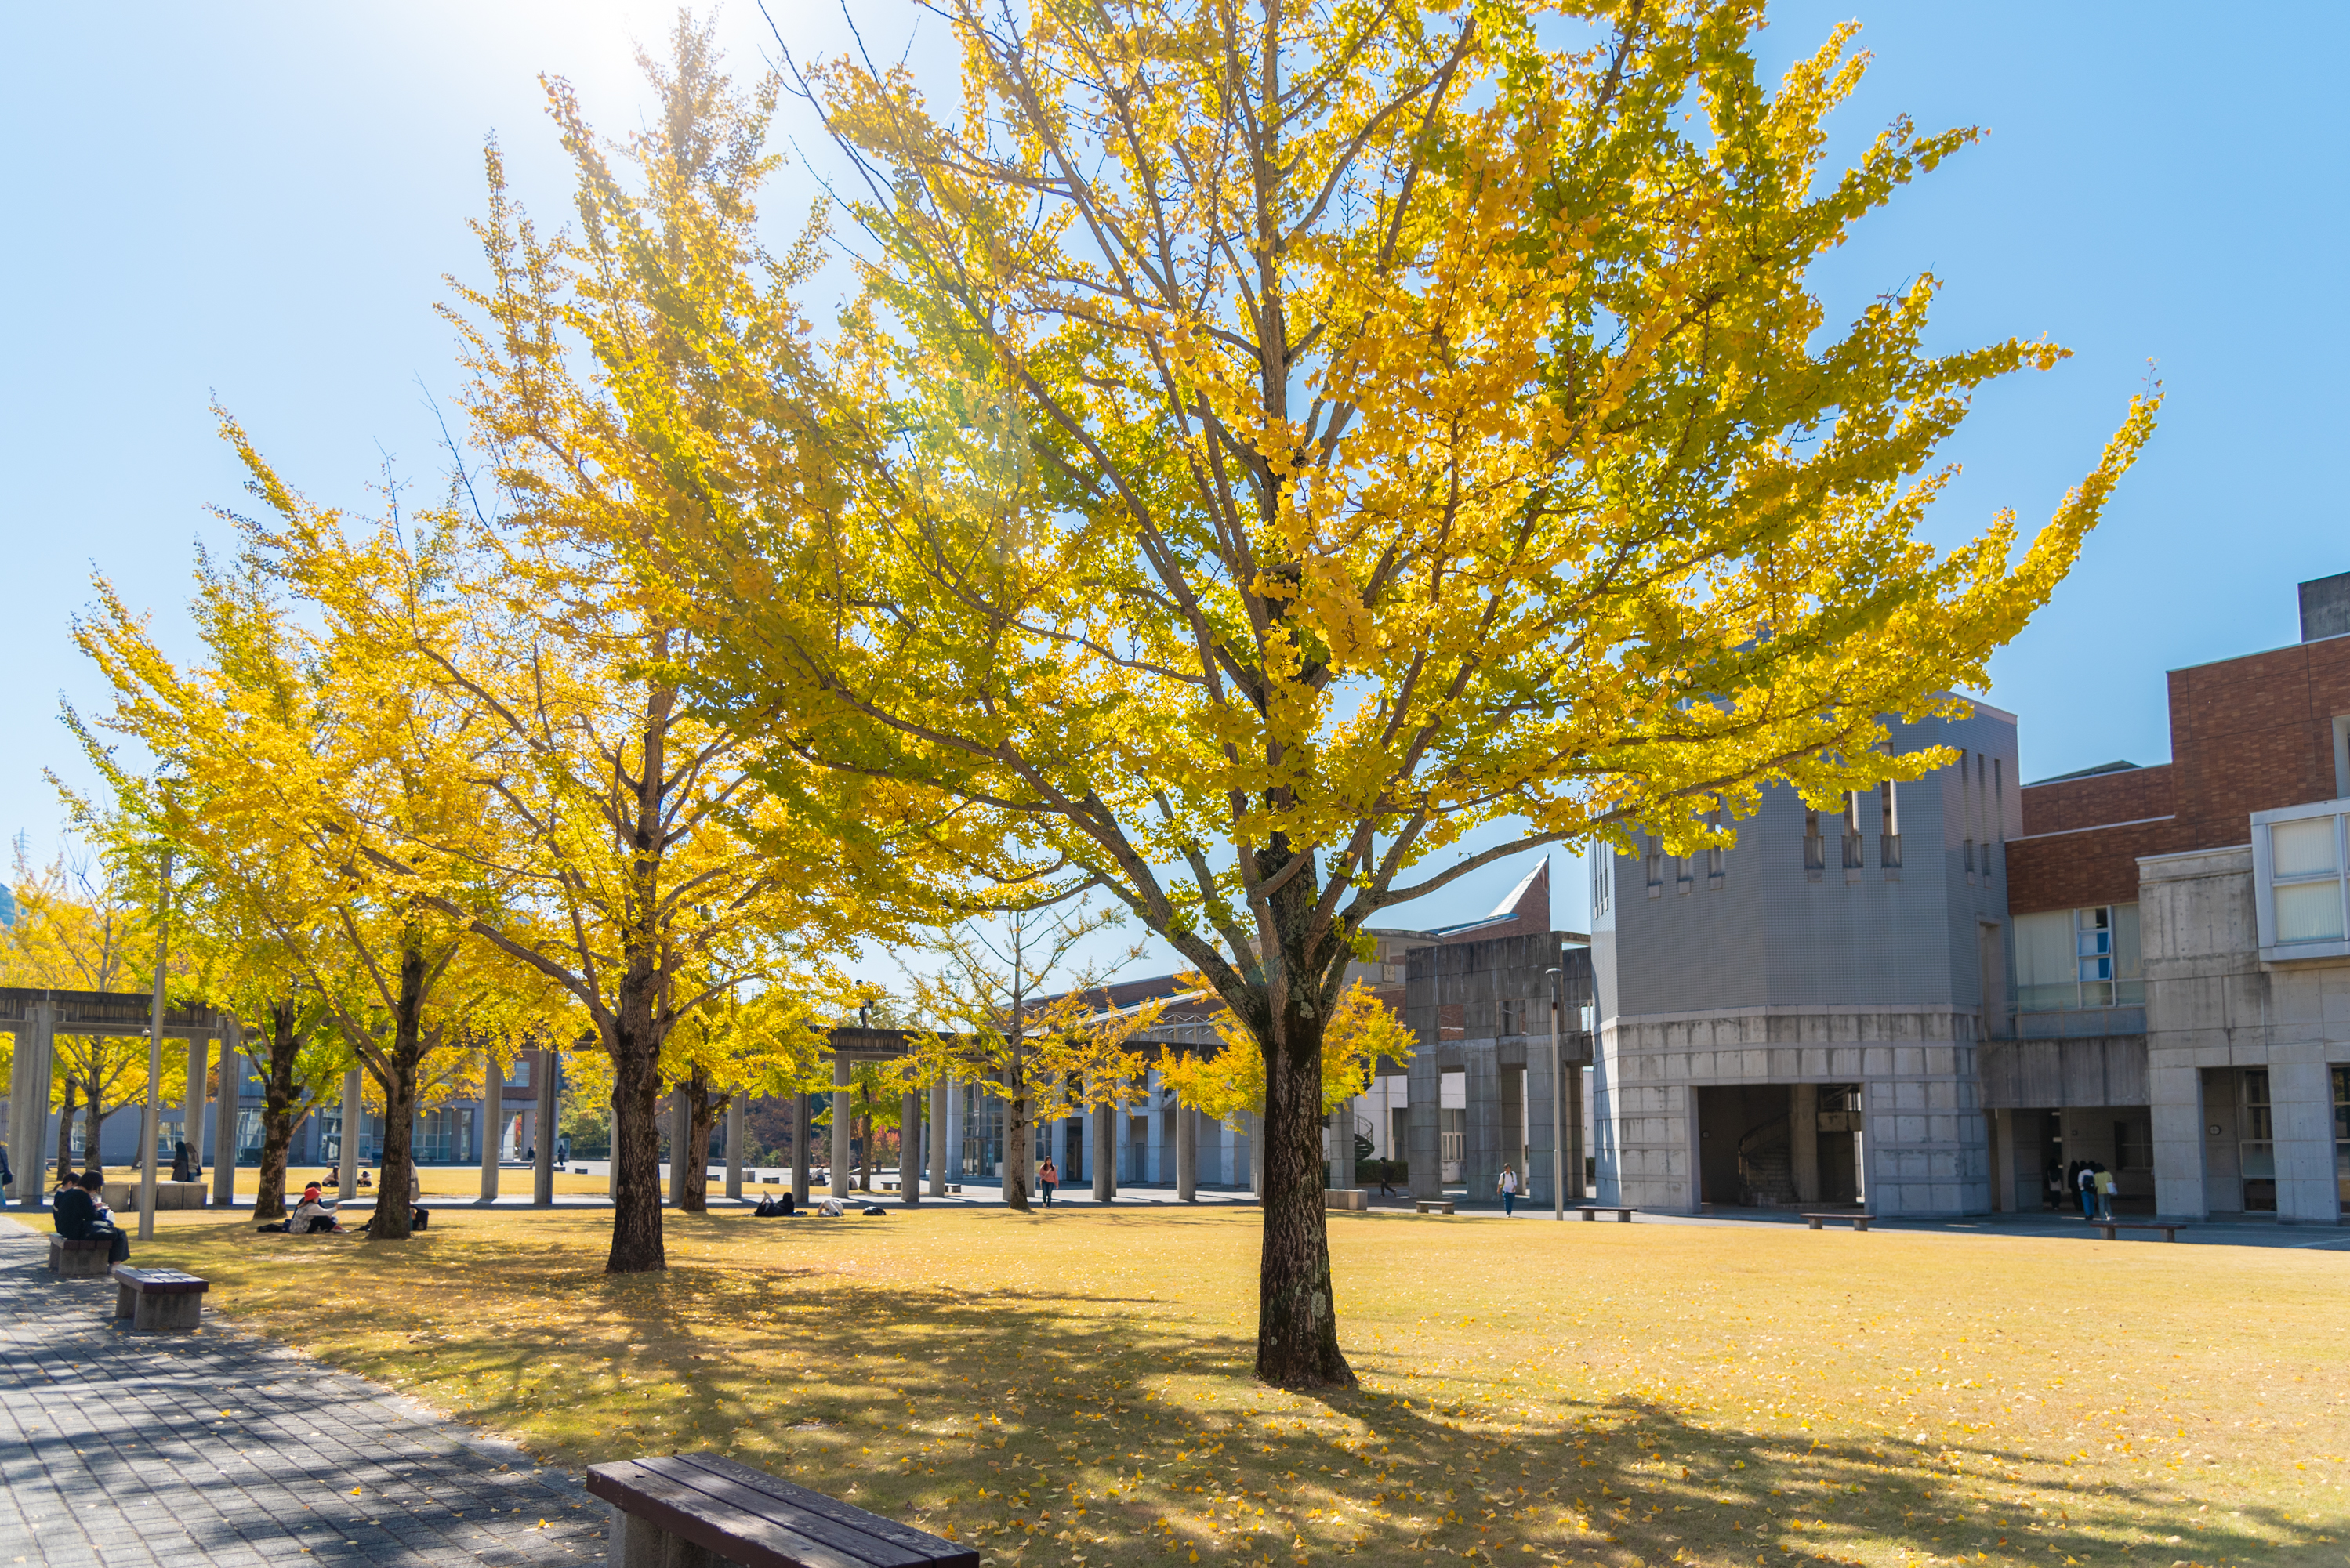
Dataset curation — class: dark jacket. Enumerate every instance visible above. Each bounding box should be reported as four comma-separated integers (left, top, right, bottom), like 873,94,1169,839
54,1186,105,1240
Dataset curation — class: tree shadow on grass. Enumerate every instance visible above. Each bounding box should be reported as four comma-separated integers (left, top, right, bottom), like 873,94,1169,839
154,1212,2340,1566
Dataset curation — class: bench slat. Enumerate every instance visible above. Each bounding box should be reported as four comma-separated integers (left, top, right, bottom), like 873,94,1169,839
645,1454,965,1567
589,1454,975,1568
590,1461,883,1568
112,1268,208,1294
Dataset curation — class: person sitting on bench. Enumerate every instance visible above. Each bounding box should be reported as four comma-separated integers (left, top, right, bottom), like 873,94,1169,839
55,1169,129,1263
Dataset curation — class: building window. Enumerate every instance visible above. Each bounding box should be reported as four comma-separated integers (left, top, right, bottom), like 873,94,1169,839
1644,843,1664,896
2241,1069,2276,1212
1804,810,1825,880
2334,1066,2349,1208
1500,998,1526,1037
1878,780,1902,875
2015,904,2142,1011
2114,1119,2152,1172
1673,853,1693,892
2255,806,2349,956
1978,753,1993,883
1841,792,1864,871
1590,846,1611,917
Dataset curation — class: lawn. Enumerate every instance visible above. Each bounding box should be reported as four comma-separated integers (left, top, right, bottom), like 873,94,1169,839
125,1205,2346,1567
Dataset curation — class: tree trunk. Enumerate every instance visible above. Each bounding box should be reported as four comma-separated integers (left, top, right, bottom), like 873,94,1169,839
681,1068,713,1213
858,1108,872,1193
54,1075,77,1182
254,999,303,1220
1003,1036,1034,1211
1004,1090,1032,1213
364,926,429,1242
604,958,667,1272
1255,998,1351,1386
83,1087,104,1178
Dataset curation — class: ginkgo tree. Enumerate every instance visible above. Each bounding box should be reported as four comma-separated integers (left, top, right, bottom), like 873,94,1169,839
597,3,2160,1385
898,904,1164,1211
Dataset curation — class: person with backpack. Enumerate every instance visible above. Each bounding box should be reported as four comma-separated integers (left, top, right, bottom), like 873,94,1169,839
1496,1164,1520,1217
2076,1163,2097,1220
54,1169,129,1262
2093,1164,2116,1222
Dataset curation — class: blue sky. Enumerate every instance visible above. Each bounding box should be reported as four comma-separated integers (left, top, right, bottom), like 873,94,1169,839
3,3,2341,959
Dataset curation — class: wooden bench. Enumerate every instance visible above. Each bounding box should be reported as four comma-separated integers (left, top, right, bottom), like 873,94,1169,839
1415,1198,1456,1215
1801,1212,1871,1231
589,1451,977,1568
1577,1205,1637,1222
49,1237,112,1278
112,1266,208,1331
2093,1220,2180,1242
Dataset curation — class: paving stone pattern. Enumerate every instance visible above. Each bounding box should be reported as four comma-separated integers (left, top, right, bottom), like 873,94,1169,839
0,1220,605,1566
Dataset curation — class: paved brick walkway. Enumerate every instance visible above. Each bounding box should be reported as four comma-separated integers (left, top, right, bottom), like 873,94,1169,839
0,1220,605,1566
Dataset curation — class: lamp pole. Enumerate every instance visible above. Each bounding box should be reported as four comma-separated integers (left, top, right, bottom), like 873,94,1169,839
1545,965,1565,1222
138,845,175,1241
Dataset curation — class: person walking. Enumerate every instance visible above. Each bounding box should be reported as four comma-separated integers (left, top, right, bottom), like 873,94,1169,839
2093,1163,2116,1222
2076,1162,2097,1221
1039,1157,1059,1208
1496,1164,1520,1217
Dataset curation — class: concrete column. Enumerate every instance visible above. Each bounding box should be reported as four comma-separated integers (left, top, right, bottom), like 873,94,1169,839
183,1032,208,1178
829,1055,851,1199
1092,1089,1115,1202
1566,1062,1587,1204
668,1091,691,1205
1525,1042,1556,1212
899,1088,922,1204
480,1046,502,1202
2152,1063,2208,1220
1144,1074,1166,1184
4,1011,30,1203
1406,1038,1441,1201
2272,1058,2337,1222
338,1066,361,1197
534,1048,557,1207
928,1079,949,1197
1465,1047,1500,1206
1177,1103,1197,1202
212,1019,241,1210
1790,1083,1821,1205
20,1005,56,1207
725,1095,746,1201
791,1093,811,1204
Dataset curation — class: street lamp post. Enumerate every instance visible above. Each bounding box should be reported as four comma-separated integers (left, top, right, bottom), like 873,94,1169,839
1545,964,1565,1222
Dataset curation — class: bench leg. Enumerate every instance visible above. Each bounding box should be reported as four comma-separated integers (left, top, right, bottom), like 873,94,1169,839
609,1504,726,1568
117,1284,136,1320
129,1293,201,1332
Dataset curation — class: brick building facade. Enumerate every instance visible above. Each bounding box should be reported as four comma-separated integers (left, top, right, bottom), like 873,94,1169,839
1999,571,2350,1222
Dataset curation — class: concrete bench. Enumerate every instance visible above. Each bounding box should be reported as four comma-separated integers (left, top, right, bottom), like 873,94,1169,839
113,1266,208,1331
1324,1189,1367,1211
1577,1205,1637,1222
49,1237,113,1278
589,1451,976,1568
100,1180,207,1211
2093,1220,2180,1242
1414,1198,1456,1215
1801,1212,1871,1231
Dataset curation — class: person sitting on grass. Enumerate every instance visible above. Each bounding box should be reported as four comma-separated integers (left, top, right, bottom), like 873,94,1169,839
54,1169,129,1263
289,1183,343,1234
